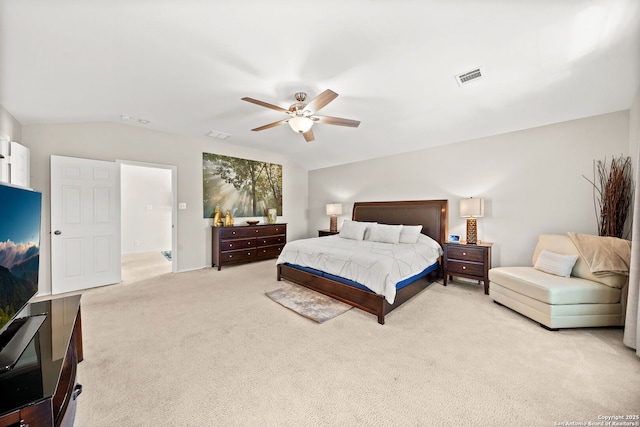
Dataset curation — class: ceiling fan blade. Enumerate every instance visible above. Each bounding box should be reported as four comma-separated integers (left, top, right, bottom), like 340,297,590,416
312,115,360,128
241,97,289,113
304,89,338,114
251,119,288,131
302,129,315,142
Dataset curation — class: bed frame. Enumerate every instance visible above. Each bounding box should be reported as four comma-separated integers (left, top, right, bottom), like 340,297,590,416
277,200,448,324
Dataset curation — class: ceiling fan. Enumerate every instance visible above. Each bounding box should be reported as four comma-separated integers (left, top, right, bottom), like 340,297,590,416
241,89,360,142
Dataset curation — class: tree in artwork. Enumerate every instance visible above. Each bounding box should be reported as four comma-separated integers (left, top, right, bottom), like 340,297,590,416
203,153,283,218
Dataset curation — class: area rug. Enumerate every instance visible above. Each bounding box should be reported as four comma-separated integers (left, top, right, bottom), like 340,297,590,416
266,285,352,323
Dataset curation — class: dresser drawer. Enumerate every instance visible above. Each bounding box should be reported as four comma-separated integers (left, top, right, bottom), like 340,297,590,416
254,224,286,237
446,245,485,262
223,249,256,262
219,227,248,239
220,238,255,251
257,245,284,258
258,235,286,246
446,260,484,277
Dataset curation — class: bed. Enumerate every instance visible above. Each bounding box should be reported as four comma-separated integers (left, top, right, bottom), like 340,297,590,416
276,200,448,324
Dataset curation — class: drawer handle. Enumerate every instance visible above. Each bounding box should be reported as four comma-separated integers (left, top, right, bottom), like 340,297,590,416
462,266,466,269
229,243,233,247
463,252,466,256
229,255,233,258
247,252,251,255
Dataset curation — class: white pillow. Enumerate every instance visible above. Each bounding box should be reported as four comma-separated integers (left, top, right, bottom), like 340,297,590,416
367,223,402,244
399,225,423,244
534,250,579,277
339,220,369,240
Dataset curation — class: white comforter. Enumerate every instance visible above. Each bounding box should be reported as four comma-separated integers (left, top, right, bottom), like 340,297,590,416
276,234,442,304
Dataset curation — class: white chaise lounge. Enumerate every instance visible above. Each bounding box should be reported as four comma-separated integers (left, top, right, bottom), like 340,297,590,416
489,234,629,330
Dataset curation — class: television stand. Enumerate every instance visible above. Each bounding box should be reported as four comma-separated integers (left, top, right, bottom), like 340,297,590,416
0,295,83,427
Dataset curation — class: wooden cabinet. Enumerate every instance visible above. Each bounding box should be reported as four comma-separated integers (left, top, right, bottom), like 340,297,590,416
212,224,287,270
443,242,493,294
0,296,83,427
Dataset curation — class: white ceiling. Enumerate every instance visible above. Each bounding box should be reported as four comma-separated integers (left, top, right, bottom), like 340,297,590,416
1,1,639,170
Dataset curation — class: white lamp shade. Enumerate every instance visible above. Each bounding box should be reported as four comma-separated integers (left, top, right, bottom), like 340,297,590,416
460,198,484,218
288,116,313,133
326,203,343,216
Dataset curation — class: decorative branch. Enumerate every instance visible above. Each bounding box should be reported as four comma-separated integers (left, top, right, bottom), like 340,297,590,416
582,155,634,239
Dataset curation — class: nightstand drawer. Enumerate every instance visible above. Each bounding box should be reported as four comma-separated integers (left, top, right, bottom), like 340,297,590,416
446,245,485,262
446,260,484,277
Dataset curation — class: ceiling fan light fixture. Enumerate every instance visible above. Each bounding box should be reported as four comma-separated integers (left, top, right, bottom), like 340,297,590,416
288,116,313,133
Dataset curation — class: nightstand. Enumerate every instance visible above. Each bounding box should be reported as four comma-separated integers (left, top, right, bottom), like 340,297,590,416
318,229,339,237
443,242,493,294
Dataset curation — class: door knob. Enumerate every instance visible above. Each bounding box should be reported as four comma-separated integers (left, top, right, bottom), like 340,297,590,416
54,230,62,235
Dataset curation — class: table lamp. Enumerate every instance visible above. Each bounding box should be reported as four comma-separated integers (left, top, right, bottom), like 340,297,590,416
460,198,484,244
326,203,343,232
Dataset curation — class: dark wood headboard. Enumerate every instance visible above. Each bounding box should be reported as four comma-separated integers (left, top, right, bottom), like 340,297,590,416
352,200,448,244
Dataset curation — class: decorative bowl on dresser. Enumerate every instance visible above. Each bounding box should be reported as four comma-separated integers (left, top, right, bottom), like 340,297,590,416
212,223,287,270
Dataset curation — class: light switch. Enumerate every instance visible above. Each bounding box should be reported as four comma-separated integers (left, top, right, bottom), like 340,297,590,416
179,202,187,210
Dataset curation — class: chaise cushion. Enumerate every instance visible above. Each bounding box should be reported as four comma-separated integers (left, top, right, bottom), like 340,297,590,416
489,267,621,305
533,250,578,277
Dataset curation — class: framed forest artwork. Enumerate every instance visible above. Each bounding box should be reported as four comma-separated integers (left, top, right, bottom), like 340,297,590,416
203,153,283,219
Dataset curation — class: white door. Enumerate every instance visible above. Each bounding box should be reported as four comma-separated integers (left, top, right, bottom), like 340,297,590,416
51,155,121,294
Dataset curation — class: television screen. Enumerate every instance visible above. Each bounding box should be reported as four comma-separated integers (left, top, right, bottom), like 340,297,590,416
0,183,42,336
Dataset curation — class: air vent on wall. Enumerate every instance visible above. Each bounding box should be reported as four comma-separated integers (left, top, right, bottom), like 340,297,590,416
455,67,484,87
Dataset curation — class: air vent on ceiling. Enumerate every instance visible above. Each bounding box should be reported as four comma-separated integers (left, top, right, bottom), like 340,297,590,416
454,67,483,87
207,130,231,140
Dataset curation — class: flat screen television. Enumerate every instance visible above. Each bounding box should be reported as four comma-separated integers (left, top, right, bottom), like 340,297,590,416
0,183,42,338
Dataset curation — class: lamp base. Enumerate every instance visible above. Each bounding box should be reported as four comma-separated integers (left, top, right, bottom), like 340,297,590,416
330,215,338,232
466,217,478,244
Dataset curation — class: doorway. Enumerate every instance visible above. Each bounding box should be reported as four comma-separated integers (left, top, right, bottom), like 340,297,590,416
119,160,177,282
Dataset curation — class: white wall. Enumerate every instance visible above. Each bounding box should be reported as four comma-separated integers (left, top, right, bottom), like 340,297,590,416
308,111,630,268
0,104,22,142
121,163,172,254
21,121,309,295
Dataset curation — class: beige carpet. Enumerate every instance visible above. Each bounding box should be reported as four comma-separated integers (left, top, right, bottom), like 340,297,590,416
74,260,640,426
266,284,352,323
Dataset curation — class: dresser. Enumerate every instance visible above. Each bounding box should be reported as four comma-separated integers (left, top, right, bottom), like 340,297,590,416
442,242,493,294
212,224,287,270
